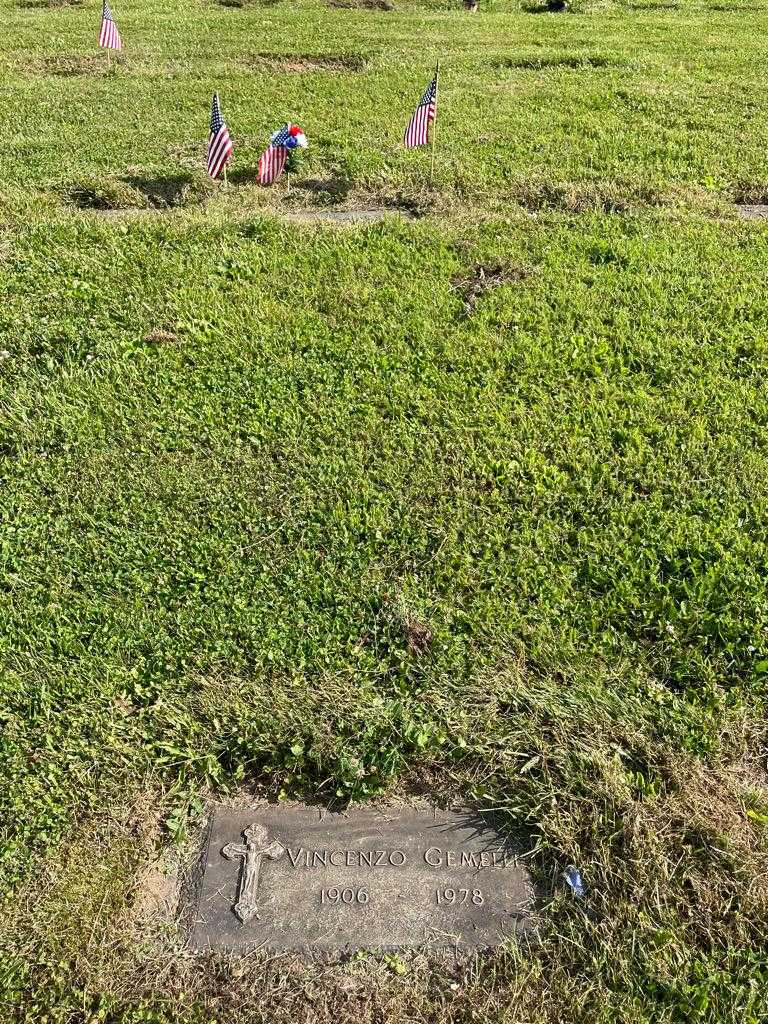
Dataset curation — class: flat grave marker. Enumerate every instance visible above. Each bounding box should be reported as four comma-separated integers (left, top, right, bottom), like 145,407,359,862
189,805,535,951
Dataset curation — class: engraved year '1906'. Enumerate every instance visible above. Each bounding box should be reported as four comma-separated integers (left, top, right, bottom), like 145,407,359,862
320,887,370,905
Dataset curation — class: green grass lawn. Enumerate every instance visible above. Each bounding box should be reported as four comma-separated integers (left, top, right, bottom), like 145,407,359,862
2,0,768,1021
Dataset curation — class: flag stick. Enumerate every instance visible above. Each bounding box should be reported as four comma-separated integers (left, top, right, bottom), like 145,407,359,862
106,48,111,72
223,165,228,190
430,61,440,184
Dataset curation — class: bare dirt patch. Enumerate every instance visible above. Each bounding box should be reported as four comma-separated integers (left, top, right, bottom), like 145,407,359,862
133,860,179,926
17,0,83,7
144,328,181,346
328,0,394,10
736,205,768,220
403,617,433,656
497,54,627,70
243,52,368,72
451,264,535,315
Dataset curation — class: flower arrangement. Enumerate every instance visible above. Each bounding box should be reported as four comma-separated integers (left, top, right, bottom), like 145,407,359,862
271,123,308,173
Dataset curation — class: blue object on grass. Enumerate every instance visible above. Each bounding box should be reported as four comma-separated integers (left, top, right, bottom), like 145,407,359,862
563,865,585,898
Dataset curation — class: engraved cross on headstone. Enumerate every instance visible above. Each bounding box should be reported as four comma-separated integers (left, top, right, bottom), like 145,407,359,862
222,823,285,923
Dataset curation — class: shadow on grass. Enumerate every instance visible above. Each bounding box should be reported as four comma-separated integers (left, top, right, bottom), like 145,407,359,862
227,166,262,186
69,185,123,211
521,0,570,13
226,170,356,203
68,173,208,212
121,173,204,208
294,177,356,203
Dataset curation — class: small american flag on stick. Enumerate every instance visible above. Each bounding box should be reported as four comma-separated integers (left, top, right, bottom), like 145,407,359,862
99,0,122,51
404,66,438,149
207,92,234,180
258,125,292,186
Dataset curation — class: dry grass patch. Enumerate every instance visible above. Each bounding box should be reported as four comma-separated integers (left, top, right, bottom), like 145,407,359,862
17,0,83,7
243,52,369,73
144,327,182,346
69,182,144,212
508,178,670,213
497,54,628,70
23,55,119,76
327,0,394,10
216,0,280,6
67,174,211,212
4,740,767,1024
451,263,535,314
733,180,768,205
627,1,682,8
2,686,767,1024
122,173,209,209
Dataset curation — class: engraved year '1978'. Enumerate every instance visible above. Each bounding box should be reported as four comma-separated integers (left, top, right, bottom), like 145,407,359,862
436,888,484,906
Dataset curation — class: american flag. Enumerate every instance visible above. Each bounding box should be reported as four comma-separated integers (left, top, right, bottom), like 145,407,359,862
98,0,122,51
258,126,292,186
404,68,438,148
207,92,234,180
258,145,287,185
